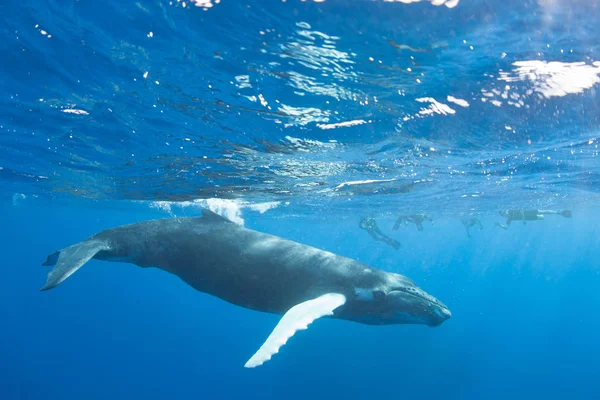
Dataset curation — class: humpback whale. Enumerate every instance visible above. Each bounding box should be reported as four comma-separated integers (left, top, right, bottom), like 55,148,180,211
41,209,451,368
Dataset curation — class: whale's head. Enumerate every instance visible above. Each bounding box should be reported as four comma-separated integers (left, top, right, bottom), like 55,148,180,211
350,273,451,327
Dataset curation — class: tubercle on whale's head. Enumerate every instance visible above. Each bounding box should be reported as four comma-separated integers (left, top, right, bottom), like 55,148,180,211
349,274,451,327
386,274,451,326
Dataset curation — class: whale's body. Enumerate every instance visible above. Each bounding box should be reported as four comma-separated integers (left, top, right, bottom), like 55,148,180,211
42,209,451,367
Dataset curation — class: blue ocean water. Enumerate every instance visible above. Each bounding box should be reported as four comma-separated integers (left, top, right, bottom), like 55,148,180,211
2,0,600,399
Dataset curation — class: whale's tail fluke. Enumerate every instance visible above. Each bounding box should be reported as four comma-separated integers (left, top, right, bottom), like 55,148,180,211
41,240,110,291
42,251,61,266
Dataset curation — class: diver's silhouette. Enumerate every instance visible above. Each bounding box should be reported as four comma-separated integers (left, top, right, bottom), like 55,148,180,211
461,216,483,238
495,209,572,229
360,217,401,250
393,214,434,232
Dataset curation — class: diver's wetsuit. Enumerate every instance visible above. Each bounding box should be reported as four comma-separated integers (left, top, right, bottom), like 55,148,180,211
496,209,572,229
393,214,433,231
462,217,483,238
360,217,401,250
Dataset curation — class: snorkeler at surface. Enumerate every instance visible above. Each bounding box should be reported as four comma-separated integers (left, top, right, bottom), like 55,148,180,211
461,216,483,238
495,209,572,230
359,216,401,250
392,214,434,232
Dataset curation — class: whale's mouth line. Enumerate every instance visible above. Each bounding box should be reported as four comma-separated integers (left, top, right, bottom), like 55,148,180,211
388,288,449,311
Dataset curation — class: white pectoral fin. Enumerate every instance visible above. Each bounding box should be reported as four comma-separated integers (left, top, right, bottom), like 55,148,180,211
244,293,347,368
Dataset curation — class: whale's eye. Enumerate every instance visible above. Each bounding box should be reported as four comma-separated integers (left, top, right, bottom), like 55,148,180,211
373,290,386,301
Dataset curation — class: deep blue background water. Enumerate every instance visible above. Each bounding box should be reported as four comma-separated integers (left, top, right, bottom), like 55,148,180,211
2,0,600,399
2,198,600,399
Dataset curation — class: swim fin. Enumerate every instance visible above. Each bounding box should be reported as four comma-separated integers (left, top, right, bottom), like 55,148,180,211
560,210,572,218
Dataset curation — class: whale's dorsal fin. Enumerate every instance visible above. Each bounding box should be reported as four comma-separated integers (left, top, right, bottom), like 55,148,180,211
244,293,347,368
41,239,110,291
200,208,233,224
